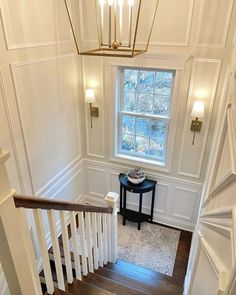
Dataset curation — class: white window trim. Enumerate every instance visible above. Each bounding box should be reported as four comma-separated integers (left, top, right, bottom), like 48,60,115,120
118,67,174,164
105,53,188,173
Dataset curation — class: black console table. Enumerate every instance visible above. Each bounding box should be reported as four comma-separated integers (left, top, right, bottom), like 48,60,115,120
119,173,157,230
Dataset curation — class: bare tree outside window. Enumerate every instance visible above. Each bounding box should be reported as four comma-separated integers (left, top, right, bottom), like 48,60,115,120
119,68,175,164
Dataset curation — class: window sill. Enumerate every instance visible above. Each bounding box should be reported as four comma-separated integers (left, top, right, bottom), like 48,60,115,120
111,153,170,173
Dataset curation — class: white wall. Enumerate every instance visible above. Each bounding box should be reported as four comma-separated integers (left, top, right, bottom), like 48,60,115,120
0,0,236,293
185,32,236,294
0,0,84,293
80,0,236,231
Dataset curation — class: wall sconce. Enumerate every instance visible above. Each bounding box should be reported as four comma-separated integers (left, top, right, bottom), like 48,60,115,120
85,89,99,128
191,101,205,145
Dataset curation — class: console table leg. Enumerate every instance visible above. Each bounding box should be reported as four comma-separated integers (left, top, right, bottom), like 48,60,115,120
138,193,143,230
119,185,122,214
123,188,127,226
150,187,156,222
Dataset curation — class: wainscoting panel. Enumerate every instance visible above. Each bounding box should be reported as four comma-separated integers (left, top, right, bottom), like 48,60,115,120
196,0,233,48
210,108,236,198
0,0,72,49
0,72,23,192
84,159,203,231
11,54,81,195
200,225,232,273
82,56,105,159
178,58,221,179
150,0,194,46
110,172,120,194
191,246,219,295
87,167,106,198
172,186,198,221
154,183,169,215
40,159,84,202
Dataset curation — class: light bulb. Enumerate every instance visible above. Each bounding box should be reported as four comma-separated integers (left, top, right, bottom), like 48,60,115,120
128,0,134,6
99,0,105,5
108,0,114,5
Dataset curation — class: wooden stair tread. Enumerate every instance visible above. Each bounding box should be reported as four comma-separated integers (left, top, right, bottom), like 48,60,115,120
42,220,189,295
83,272,146,295
66,278,115,295
95,266,183,295
44,288,70,295
106,260,183,290
40,260,66,284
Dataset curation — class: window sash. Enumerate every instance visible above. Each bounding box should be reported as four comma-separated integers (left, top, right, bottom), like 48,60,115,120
118,67,174,164
119,112,170,162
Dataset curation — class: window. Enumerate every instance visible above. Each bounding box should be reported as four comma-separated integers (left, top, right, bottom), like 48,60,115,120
118,68,175,165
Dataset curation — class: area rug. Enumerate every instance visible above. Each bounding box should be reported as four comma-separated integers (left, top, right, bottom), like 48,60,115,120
69,208,180,276
118,217,180,276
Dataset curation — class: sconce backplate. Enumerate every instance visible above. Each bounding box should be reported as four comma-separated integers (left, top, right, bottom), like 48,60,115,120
90,106,99,117
191,120,202,132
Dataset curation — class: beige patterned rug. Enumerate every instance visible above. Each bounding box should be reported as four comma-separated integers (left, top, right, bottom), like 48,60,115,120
118,217,180,276
69,204,180,277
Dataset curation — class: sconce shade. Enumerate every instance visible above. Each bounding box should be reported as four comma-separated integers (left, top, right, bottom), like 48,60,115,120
85,89,96,104
191,101,205,118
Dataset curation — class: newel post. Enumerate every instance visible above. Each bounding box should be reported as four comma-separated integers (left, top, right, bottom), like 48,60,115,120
105,192,119,263
0,148,41,295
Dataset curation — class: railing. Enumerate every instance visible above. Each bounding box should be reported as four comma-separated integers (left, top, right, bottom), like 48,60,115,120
0,148,119,295
13,193,118,294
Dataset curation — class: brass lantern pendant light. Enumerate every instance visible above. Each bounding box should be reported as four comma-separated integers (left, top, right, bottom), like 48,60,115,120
64,0,159,58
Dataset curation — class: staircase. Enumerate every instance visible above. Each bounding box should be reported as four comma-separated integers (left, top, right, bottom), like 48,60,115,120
0,149,184,295
38,211,184,295
41,250,186,295
41,259,184,295
14,194,183,295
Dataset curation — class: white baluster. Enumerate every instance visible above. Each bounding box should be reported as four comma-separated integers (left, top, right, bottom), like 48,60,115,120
59,211,73,284
34,209,54,294
47,210,65,291
97,212,104,267
107,213,112,262
103,214,108,265
69,212,82,280
91,213,99,270
105,192,119,263
85,212,94,273
78,212,88,275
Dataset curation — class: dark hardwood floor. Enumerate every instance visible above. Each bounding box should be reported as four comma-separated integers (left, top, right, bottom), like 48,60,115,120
41,217,192,295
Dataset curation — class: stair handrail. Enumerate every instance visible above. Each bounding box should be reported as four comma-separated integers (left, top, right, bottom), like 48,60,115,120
14,194,113,214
